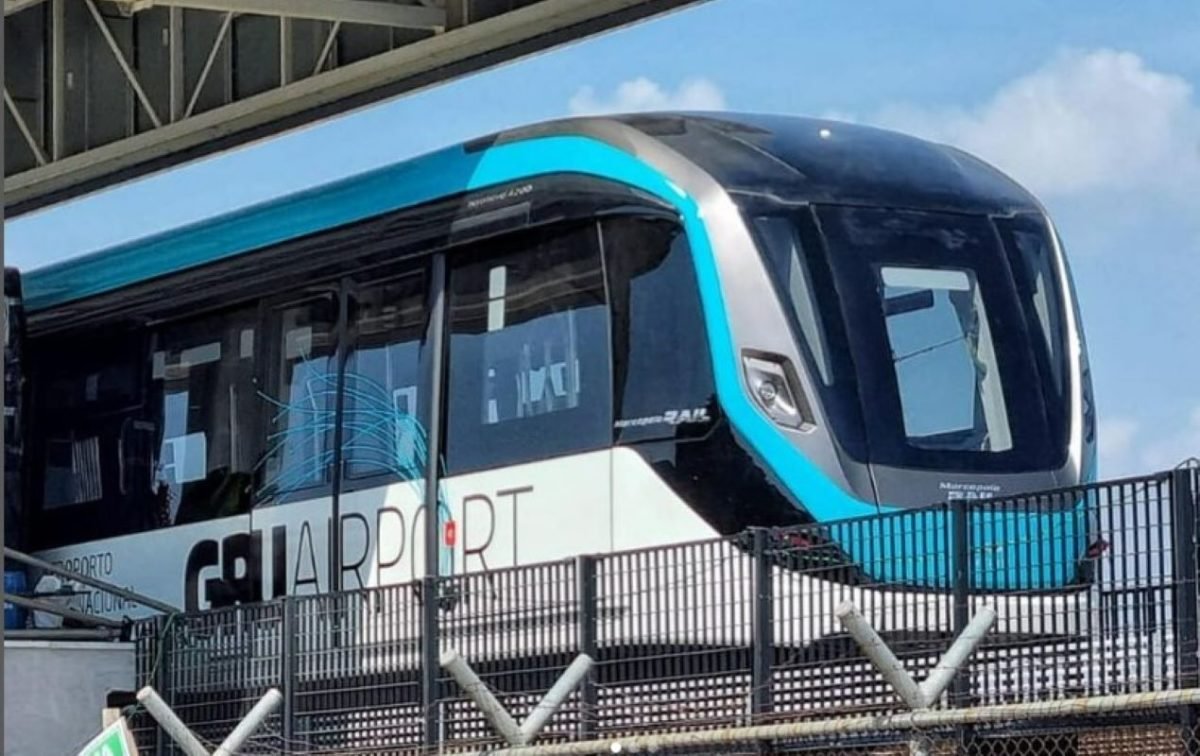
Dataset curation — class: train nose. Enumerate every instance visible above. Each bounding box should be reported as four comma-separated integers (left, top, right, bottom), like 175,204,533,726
827,467,1088,591
867,465,1062,510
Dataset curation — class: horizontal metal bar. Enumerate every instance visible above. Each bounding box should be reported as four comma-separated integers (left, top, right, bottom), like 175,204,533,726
483,689,1200,756
139,0,446,30
3,627,122,641
4,547,180,614
3,593,125,629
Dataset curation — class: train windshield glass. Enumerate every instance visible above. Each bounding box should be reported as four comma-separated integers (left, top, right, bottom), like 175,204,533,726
876,264,1013,453
760,206,1068,473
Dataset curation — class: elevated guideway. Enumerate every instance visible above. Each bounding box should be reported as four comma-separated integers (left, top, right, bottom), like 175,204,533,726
3,0,709,215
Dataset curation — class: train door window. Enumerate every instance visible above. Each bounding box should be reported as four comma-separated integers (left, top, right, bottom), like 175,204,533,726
258,293,339,501
604,216,716,444
344,270,429,482
445,222,611,474
149,307,259,525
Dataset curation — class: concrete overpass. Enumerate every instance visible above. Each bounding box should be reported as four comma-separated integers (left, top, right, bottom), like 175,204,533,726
3,0,708,216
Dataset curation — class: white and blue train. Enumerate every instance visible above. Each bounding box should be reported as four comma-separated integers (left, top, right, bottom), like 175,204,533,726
5,112,1096,619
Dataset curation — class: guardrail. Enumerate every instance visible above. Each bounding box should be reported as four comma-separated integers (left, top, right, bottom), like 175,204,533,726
129,467,1200,754
3,544,180,641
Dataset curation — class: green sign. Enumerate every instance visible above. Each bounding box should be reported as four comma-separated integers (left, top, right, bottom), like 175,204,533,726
78,718,137,756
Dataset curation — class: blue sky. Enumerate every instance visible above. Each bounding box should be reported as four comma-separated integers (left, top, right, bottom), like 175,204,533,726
6,0,1200,476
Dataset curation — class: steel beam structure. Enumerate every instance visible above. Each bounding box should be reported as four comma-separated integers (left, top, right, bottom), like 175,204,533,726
3,0,708,216
130,0,448,30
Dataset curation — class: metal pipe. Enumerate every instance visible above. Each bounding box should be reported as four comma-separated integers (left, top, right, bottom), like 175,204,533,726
481,688,1200,756
4,628,120,641
329,280,350,593
311,21,342,76
278,17,293,86
50,0,66,158
5,547,179,614
835,600,924,709
441,649,523,746
3,89,49,166
422,251,449,748
213,688,282,756
519,654,594,744
3,593,125,629
137,686,210,756
919,605,996,706
168,5,185,121
184,11,234,119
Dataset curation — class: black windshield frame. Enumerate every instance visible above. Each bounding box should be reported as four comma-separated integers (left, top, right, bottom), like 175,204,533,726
744,202,869,462
994,213,1072,460
751,202,1069,474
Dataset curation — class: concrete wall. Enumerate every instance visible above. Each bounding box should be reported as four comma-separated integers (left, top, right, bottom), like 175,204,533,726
4,641,135,756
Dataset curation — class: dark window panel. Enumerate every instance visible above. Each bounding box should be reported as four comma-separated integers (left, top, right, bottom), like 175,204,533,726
445,222,611,474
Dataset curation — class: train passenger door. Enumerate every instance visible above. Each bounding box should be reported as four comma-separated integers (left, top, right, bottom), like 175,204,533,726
604,216,721,552
247,265,443,597
437,221,614,573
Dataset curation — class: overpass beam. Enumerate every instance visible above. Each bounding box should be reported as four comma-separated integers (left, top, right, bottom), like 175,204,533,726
128,0,447,30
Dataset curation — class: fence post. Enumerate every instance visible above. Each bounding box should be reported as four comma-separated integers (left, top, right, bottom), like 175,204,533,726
751,528,774,719
576,555,598,739
422,575,441,749
950,500,972,706
1172,469,1199,754
949,500,977,755
280,598,296,745
154,614,173,756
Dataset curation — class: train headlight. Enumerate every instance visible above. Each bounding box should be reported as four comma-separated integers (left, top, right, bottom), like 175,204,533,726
757,379,779,405
742,351,813,431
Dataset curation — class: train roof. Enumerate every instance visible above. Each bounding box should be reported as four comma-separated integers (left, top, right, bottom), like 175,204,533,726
609,112,1040,212
23,111,1041,315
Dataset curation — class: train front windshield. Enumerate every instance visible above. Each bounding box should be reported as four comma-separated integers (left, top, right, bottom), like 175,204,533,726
755,205,1071,496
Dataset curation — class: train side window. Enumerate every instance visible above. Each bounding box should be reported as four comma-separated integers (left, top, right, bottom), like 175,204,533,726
149,307,259,525
258,293,339,501
444,223,611,474
604,217,717,444
33,328,159,548
344,271,429,481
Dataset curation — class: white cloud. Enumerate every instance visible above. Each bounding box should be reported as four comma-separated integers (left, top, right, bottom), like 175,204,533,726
568,76,726,116
837,49,1200,201
1099,408,1200,477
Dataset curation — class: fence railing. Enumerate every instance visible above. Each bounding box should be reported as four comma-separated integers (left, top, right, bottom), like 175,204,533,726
131,467,1200,754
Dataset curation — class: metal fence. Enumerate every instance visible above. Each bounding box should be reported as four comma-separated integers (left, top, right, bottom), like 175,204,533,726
131,467,1200,754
